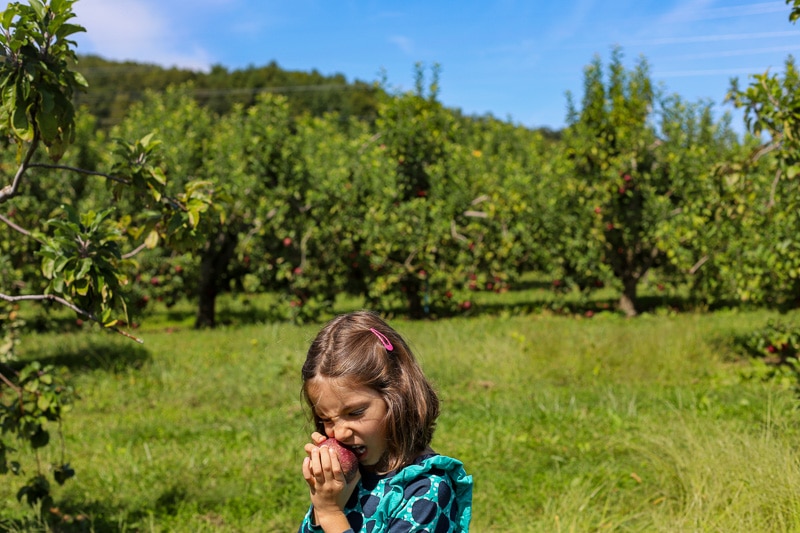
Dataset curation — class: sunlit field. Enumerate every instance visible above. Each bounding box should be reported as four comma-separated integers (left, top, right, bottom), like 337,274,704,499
2,291,800,532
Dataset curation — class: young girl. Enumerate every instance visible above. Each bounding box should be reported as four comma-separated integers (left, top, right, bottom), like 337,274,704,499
298,311,473,532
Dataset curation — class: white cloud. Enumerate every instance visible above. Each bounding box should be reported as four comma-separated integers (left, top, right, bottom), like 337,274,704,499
72,0,213,71
389,35,414,55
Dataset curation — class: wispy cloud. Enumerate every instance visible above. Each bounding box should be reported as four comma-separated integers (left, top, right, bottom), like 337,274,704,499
627,30,800,46
389,35,414,55
669,44,799,61
655,67,773,77
657,0,719,26
544,0,597,43
682,2,789,21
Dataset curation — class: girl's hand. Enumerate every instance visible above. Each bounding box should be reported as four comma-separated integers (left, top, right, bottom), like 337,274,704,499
302,434,361,521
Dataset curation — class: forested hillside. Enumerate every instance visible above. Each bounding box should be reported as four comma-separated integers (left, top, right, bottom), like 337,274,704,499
72,54,384,126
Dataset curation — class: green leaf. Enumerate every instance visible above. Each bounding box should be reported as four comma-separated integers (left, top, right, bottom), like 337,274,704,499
1,8,15,30
71,69,88,88
145,229,159,249
41,257,55,278
54,22,85,40
37,104,58,142
36,394,51,411
28,0,46,21
11,105,30,140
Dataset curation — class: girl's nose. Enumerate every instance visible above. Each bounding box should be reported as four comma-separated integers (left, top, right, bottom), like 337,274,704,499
332,420,353,441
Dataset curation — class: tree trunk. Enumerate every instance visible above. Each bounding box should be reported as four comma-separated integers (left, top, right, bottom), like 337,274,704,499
618,276,638,317
194,230,239,329
402,277,425,319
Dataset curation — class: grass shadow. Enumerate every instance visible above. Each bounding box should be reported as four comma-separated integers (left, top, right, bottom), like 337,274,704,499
13,338,150,375
0,484,192,533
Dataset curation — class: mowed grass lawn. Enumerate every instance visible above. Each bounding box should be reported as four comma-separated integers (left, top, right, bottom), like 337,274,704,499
3,304,800,532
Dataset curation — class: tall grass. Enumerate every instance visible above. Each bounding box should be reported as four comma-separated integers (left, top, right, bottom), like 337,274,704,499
2,307,800,532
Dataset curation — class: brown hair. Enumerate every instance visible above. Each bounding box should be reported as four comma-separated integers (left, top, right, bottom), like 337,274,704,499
301,310,440,471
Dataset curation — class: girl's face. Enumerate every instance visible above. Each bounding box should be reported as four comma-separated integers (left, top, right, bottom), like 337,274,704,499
308,377,389,468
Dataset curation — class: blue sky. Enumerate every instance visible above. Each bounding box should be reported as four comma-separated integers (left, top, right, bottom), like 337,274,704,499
71,1,800,132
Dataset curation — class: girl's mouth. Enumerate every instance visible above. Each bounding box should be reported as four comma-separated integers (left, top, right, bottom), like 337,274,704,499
349,445,367,459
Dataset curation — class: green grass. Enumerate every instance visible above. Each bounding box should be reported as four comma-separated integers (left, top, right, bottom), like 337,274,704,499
3,302,800,532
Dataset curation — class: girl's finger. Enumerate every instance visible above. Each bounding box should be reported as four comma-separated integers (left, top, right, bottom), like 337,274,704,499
304,442,319,455
327,447,345,480
318,443,334,477
301,457,315,486
310,446,325,481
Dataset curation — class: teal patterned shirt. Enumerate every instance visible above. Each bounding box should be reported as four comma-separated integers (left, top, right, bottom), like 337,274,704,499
299,454,473,532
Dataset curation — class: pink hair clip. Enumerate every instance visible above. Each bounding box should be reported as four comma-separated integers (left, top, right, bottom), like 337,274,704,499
369,328,394,351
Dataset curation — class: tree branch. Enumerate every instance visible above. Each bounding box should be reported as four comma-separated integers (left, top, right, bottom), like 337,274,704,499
749,136,783,163
0,368,22,394
27,162,132,185
450,219,467,242
0,136,40,204
689,255,709,275
766,168,782,210
121,241,149,260
0,212,44,243
0,292,143,343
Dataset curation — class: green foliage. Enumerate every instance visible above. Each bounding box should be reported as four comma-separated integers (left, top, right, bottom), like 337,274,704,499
0,0,87,159
0,0,215,510
38,206,129,326
735,319,800,365
726,53,800,306
789,0,800,23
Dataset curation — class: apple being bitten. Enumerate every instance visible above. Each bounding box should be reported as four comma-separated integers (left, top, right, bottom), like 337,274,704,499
319,438,359,482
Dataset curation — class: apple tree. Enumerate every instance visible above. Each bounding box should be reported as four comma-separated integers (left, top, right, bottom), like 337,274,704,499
552,48,741,315
647,94,746,307
355,64,474,317
723,2,800,308
0,0,214,507
553,49,663,315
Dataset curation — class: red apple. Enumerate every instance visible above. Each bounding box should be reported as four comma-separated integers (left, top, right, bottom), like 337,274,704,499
283,237,292,247
319,438,358,482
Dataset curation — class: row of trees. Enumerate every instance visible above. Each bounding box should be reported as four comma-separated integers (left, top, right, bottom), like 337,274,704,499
1,0,799,510
72,51,796,325
4,20,800,330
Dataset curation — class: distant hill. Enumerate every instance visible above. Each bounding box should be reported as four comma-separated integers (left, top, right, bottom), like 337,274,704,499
71,55,562,141
72,55,384,127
